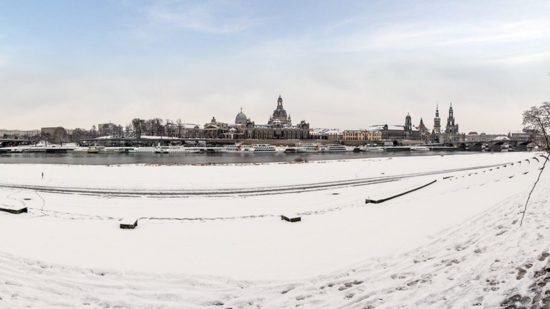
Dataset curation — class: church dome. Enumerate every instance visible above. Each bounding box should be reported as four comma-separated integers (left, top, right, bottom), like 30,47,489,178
235,108,247,125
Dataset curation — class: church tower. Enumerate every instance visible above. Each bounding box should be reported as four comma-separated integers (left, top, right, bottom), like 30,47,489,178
445,103,459,134
268,95,292,126
404,113,412,132
433,105,441,134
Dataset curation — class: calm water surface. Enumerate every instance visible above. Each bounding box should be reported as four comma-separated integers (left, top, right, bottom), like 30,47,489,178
0,151,472,165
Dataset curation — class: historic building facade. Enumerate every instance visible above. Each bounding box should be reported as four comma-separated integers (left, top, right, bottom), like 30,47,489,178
203,95,310,140
267,96,292,126
439,103,462,144
342,129,382,141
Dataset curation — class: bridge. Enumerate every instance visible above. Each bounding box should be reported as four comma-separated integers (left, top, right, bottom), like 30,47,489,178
456,139,534,152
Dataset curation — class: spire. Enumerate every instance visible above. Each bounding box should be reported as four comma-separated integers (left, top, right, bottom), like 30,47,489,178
277,95,283,107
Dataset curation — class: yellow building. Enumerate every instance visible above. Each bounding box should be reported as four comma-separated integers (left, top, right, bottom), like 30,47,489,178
342,130,382,141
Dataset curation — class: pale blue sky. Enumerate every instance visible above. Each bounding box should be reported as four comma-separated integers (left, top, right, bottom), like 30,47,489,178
0,0,549,132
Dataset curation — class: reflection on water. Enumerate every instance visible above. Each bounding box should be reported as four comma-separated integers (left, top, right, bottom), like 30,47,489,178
0,151,469,165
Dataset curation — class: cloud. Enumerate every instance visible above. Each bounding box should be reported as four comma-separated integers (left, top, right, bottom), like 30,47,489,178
320,18,550,55
1,0,549,134
144,0,264,34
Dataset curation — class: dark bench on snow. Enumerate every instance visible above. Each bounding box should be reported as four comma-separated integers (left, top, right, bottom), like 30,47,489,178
120,218,139,229
281,215,301,223
365,180,437,204
0,205,28,214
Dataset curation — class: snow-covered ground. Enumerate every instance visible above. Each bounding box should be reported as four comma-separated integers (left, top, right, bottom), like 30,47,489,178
0,152,548,308
0,152,532,190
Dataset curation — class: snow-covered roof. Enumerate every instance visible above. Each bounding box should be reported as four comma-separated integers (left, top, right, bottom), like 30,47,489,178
367,125,406,132
139,135,180,140
309,128,341,135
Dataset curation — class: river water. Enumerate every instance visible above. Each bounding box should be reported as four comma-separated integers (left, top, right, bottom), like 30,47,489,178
0,151,472,165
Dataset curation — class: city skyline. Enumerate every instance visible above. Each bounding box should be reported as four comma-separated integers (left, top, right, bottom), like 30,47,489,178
0,0,549,132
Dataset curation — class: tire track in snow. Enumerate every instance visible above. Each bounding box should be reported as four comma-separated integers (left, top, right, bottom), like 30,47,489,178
0,161,521,197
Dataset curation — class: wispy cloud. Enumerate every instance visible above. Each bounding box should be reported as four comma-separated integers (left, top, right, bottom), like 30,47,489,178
144,0,265,34
322,18,550,54
492,51,550,65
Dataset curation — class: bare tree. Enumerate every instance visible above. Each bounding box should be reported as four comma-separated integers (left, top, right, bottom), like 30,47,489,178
520,102,550,226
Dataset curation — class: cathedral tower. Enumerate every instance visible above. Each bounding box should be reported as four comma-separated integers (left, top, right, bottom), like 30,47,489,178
404,113,412,132
268,95,292,126
433,105,441,134
445,103,459,134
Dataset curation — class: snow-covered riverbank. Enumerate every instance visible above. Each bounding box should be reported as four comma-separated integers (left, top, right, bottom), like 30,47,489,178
0,152,533,190
0,152,548,308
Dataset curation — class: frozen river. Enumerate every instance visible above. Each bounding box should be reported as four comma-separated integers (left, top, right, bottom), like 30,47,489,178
0,150,464,165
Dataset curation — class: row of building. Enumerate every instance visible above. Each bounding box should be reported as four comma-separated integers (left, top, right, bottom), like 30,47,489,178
1,95,528,145
186,97,464,144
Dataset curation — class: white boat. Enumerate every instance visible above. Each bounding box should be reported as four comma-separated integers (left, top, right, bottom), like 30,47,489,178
297,144,321,153
224,144,243,153
87,146,105,153
365,146,385,152
284,146,298,153
103,147,133,153
252,144,277,153
321,144,348,153
154,146,170,154
410,146,430,152
205,146,225,153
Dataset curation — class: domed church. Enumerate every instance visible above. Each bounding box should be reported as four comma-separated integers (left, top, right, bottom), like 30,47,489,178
268,95,292,127
235,108,248,126
229,95,309,140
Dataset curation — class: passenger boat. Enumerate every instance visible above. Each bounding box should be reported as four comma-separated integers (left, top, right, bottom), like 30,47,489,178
297,144,321,153
410,146,430,152
154,146,170,154
252,144,277,153
204,147,224,153
321,144,348,153
223,144,243,153
365,146,385,152
284,146,298,153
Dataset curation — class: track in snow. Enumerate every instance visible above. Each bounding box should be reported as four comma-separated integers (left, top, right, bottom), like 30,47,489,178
0,161,518,197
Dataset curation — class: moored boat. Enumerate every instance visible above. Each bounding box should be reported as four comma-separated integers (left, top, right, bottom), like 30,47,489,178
297,144,321,153
321,144,348,153
365,146,385,152
223,144,243,153
410,146,430,152
154,146,170,154
252,144,277,153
